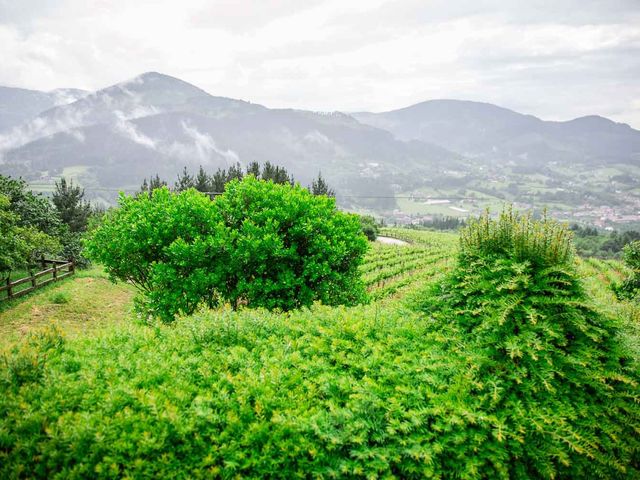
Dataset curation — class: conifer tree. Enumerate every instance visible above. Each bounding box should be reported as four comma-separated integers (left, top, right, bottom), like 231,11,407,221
310,172,335,197
52,177,91,232
246,161,261,177
194,165,212,193
226,162,244,183
420,208,640,478
174,166,195,192
211,168,227,193
138,175,167,198
261,162,276,182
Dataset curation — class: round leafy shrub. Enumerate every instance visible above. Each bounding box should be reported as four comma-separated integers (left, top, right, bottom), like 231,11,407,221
86,179,368,320
359,214,379,241
85,187,227,321
420,209,639,478
213,177,368,310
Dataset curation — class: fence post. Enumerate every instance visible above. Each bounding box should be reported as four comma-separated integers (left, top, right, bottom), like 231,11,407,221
53,263,57,281
70,259,75,274
6,276,12,298
30,269,36,288
41,255,46,270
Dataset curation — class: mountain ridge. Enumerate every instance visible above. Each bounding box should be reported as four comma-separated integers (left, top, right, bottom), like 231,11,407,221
1,72,639,223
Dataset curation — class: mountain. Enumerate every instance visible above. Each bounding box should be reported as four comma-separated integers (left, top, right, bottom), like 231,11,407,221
352,99,640,166
1,74,639,223
354,100,640,224
0,86,88,132
0,73,459,208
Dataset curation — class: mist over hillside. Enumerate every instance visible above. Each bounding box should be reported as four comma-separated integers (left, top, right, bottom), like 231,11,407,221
1,72,639,224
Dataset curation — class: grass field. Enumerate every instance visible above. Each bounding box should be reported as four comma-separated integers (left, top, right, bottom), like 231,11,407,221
0,266,135,348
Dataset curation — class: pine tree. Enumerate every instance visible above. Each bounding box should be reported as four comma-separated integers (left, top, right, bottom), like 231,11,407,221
149,175,166,191
52,177,91,232
226,162,244,182
273,166,290,185
174,166,195,192
138,175,167,198
261,162,276,182
211,168,227,194
246,161,261,177
310,172,335,197
194,165,211,193
261,162,292,185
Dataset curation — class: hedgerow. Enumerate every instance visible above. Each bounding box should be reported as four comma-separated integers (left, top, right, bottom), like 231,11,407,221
0,305,476,479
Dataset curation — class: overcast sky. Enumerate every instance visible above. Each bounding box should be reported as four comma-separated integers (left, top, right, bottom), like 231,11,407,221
1,0,639,127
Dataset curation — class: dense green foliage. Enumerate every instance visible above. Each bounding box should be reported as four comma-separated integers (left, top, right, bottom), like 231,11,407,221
0,225,637,478
0,175,64,276
459,209,574,267
214,177,367,310
418,210,639,478
87,178,367,321
85,187,226,320
613,240,640,300
0,174,95,272
0,307,460,479
418,215,465,231
52,178,91,233
358,214,379,241
0,195,60,276
570,223,640,258
0,175,61,236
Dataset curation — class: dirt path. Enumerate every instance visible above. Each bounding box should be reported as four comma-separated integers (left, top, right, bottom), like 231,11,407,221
377,236,409,246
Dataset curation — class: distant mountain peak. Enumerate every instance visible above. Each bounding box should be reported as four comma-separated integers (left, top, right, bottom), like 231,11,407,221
121,71,205,91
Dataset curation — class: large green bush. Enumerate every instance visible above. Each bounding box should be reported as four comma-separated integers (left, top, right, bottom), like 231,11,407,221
358,214,379,241
214,177,368,310
418,209,639,478
86,178,368,320
85,187,227,321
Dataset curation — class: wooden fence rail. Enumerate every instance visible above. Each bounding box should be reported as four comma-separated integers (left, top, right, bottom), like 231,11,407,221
0,259,75,302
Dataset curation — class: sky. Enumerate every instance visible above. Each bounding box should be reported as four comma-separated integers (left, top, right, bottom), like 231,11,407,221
1,0,640,128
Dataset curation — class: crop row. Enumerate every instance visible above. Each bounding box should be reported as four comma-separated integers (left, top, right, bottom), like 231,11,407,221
368,257,452,300
363,252,449,286
361,247,446,274
578,257,624,287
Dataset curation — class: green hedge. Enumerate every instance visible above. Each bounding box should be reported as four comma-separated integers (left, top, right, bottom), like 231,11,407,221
0,306,464,479
1,301,637,478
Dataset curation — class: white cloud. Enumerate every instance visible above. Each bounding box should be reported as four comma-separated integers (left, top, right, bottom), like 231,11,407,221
0,0,638,127
164,121,240,164
114,113,156,149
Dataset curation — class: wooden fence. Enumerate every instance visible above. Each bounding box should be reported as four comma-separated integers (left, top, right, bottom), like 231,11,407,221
0,258,75,302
